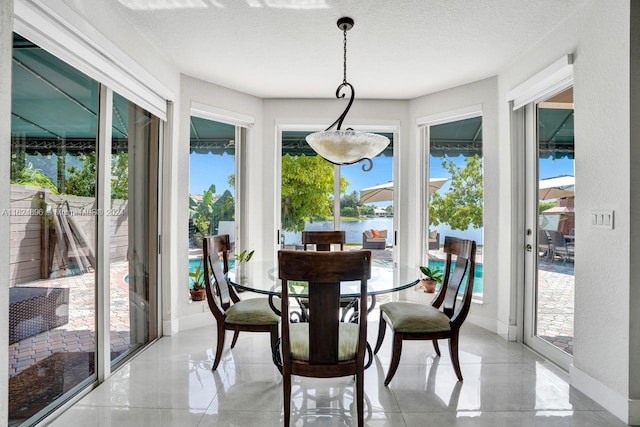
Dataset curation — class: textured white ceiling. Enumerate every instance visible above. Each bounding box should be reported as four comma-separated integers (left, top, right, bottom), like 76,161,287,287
61,0,588,99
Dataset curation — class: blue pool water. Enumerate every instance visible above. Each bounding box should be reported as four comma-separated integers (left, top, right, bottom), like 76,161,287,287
427,259,484,294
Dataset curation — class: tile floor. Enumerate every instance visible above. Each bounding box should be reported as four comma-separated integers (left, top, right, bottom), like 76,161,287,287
47,313,624,427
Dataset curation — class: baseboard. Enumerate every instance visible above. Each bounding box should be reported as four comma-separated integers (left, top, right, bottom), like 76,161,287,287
176,311,215,333
466,313,497,334
570,364,631,424
495,321,518,341
162,319,179,336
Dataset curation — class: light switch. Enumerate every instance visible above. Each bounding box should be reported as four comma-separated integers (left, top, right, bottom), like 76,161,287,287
591,210,614,229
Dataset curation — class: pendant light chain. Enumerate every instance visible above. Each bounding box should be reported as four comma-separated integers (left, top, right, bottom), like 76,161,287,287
305,17,390,171
343,27,348,84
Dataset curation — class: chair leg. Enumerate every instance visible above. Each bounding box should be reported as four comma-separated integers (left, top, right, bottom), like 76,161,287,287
283,369,291,427
374,312,386,354
449,331,463,382
356,366,364,427
270,326,282,374
432,339,441,356
212,322,226,371
230,329,240,348
384,333,403,386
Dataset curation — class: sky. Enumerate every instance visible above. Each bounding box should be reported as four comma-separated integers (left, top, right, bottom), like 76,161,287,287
189,152,575,201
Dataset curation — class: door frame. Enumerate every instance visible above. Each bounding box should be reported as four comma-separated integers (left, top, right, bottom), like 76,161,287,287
520,85,574,370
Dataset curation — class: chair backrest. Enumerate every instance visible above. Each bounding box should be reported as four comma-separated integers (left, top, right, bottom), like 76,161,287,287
302,230,345,251
211,233,232,273
432,237,476,327
203,235,239,316
278,250,371,364
538,229,550,247
547,230,566,249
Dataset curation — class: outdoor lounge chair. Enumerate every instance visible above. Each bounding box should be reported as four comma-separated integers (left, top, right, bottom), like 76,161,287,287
362,229,387,249
428,230,440,251
547,230,574,263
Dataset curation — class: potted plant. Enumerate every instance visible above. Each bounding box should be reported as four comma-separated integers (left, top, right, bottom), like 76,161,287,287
419,265,443,293
189,259,207,301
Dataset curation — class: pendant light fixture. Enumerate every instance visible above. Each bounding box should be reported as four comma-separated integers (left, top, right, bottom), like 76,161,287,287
305,17,390,171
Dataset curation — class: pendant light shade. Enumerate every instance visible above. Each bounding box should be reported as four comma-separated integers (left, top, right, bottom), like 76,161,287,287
305,17,390,170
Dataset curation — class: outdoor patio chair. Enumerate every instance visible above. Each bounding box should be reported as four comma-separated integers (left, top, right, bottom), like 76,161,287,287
203,235,280,371
547,230,574,263
374,236,476,384
277,250,371,427
428,230,440,251
362,229,387,249
538,229,551,260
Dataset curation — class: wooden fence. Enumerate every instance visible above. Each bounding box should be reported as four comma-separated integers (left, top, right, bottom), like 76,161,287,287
9,185,129,286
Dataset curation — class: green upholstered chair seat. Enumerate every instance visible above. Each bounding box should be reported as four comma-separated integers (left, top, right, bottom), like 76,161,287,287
289,322,359,361
380,302,451,333
225,298,280,325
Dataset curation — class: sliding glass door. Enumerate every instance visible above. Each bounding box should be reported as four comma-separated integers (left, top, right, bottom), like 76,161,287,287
109,92,159,365
8,33,160,425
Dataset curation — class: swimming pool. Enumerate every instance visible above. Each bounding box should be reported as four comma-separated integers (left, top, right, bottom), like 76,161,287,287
427,259,484,294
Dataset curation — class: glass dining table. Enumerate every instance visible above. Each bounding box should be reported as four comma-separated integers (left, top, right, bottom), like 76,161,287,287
228,260,421,316
228,259,420,369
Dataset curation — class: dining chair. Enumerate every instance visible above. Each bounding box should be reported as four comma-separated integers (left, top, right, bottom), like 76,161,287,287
300,230,360,321
302,230,345,251
374,236,476,384
278,250,371,427
203,235,280,371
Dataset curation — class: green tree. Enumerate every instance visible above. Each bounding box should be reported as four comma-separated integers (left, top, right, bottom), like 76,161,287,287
189,184,217,235
11,163,58,194
538,200,557,214
65,153,96,196
429,155,483,230
360,205,374,216
281,154,347,232
111,152,129,199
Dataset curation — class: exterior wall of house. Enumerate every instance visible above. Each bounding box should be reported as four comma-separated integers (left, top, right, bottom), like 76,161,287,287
498,0,634,422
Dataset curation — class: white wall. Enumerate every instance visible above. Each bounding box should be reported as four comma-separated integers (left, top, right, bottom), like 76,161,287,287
0,1,13,423
408,77,501,333
498,0,634,422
